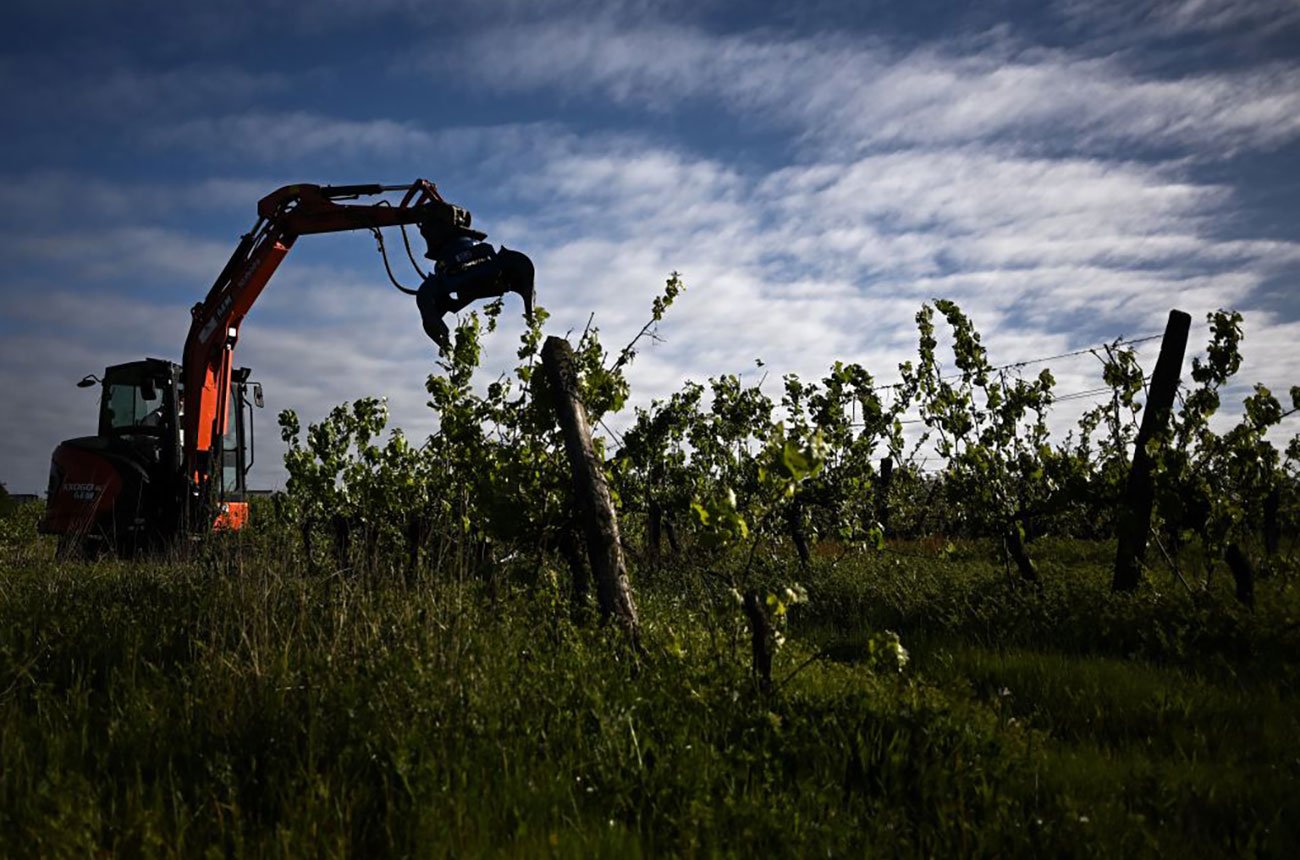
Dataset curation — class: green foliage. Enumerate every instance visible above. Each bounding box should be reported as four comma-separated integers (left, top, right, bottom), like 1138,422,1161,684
863,629,910,674
0,491,44,566
690,488,748,548
900,301,1059,563
0,498,42,566
1150,311,1300,571
3,541,1298,856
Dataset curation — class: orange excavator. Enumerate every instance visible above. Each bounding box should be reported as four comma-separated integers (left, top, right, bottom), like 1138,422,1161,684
39,180,534,556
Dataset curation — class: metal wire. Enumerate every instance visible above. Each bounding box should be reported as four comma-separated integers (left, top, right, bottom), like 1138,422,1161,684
867,333,1163,392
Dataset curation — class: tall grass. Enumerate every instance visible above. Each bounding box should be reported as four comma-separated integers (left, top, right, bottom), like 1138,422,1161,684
2,520,1297,856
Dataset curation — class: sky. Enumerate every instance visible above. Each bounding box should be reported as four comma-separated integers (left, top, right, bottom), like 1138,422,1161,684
1,0,1299,493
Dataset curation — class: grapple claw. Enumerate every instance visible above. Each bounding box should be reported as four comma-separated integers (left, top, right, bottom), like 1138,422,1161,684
496,246,535,323
416,240,536,348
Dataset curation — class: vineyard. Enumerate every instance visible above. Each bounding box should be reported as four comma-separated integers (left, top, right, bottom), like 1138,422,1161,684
2,279,1299,856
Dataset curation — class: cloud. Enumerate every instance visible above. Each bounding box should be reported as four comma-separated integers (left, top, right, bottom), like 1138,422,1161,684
139,113,586,175
0,60,293,125
4,227,233,285
444,19,1300,155
0,173,277,228
276,0,709,19
472,133,1299,434
1055,0,1300,40
147,112,438,162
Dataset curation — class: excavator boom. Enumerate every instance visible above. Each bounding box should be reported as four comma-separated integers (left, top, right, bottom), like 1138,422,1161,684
182,179,529,526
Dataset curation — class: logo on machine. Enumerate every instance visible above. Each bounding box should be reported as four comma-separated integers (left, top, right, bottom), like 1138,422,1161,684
63,482,104,502
198,293,235,344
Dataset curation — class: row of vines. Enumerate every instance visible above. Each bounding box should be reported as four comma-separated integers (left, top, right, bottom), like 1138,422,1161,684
272,276,1300,614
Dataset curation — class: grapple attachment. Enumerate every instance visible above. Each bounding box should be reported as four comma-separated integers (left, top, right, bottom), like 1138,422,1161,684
415,239,535,350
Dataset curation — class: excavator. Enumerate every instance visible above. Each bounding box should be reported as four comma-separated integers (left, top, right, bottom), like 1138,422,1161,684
39,179,534,556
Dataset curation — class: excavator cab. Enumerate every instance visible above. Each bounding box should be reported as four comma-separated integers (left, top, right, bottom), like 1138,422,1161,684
40,359,262,555
96,359,183,468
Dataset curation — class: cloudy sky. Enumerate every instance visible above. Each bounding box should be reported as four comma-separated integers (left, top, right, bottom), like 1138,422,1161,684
2,0,1298,492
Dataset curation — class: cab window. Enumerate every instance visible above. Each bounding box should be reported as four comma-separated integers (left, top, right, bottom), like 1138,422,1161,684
104,381,164,431
222,390,240,494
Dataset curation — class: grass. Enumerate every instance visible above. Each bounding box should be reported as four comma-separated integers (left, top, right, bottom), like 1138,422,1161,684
1,515,1298,857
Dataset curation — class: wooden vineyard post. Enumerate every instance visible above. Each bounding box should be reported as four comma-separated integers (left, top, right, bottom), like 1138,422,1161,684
1224,543,1256,610
876,455,893,535
541,336,641,640
1005,524,1040,585
742,591,774,694
1112,309,1191,593
788,497,811,567
557,525,592,607
664,517,681,555
647,500,663,564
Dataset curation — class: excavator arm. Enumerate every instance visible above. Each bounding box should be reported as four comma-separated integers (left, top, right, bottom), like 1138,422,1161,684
182,179,532,520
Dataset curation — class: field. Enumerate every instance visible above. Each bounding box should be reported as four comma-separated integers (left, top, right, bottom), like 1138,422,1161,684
2,499,1297,857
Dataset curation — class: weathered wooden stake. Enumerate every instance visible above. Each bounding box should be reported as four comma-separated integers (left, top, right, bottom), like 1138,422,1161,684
665,517,681,554
876,455,894,534
541,336,641,639
788,497,811,567
1224,543,1255,609
742,590,774,694
331,513,352,568
1005,525,1039,585
1112,309,1191,593
557,526,591,608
